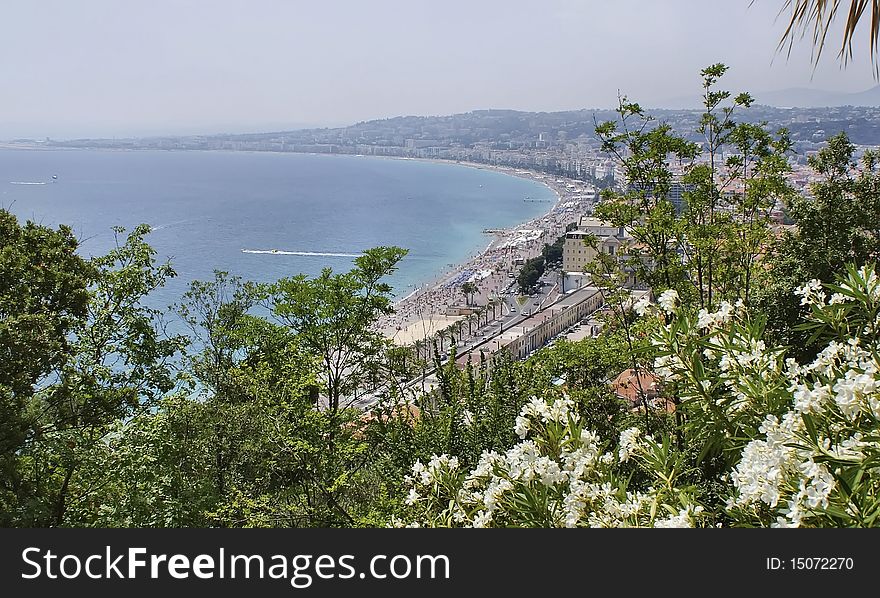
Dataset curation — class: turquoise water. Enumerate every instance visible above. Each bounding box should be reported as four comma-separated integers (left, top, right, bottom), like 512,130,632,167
1,149,552,307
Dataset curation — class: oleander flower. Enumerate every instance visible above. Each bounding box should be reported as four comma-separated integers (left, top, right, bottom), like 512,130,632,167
657,289,679,314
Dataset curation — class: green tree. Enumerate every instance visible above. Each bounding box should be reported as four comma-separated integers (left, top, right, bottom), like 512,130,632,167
756,133,880,357
540,234,566,267
595,64,792,309
0,217,184,526
460,281,477,306
266,246,407,412
517,256,544,293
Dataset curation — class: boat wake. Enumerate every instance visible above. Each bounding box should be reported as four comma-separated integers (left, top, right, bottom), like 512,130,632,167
152,219,193,231
9,181,47,185
242,249,361,257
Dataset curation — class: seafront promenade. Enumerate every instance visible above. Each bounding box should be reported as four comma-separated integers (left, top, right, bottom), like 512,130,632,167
377,165,597,348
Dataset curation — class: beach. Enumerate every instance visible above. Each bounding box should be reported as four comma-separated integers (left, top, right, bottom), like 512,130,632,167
377,163,597,346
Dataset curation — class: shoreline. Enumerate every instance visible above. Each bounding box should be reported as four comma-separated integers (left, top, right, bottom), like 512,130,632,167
0,143,595,345
377,160,597,346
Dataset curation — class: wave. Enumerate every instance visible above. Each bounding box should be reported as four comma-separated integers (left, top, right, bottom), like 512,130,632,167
242,249,361,257
9,181,47,185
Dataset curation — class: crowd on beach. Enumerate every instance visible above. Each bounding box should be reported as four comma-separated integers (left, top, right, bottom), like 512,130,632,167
377,168,597,347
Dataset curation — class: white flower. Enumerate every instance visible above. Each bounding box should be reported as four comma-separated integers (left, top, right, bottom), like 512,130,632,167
657,289,679,314
829,293,847,305
794,279,825,306
618,427,641,462
404,488,420,506
514,416,530,439
472,511,492,528
653,505,702,528
696,309,714,329
654,354,683,381
771,516,798,528
460,409,474,427
521,396,550,421
792,383,828,414
716,301,734,324
633,296,650,316
546,398,574,423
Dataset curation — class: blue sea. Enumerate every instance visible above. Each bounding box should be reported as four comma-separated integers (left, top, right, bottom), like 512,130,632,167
1,149,552,308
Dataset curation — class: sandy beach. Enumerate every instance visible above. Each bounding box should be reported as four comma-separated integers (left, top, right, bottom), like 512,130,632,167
377,163,597,347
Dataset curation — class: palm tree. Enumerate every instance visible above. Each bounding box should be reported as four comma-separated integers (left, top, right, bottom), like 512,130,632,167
487,297,499,320
774,0,880,72
437,329,448,354
461,281,477,305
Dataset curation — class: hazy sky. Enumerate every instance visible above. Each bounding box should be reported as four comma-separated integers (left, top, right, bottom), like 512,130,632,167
2,0,878,139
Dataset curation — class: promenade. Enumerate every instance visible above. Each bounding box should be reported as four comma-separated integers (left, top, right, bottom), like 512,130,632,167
377,167,597,349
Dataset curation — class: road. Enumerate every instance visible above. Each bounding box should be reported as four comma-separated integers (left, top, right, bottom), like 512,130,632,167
351,267,566,409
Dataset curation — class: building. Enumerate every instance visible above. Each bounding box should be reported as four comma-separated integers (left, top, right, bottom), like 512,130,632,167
561,216,627,289
628,179,693,214
495,286,605,360
611,369,661,409
453,285,605,367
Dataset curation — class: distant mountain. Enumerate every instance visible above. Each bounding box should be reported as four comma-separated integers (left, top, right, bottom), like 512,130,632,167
655,85,880,109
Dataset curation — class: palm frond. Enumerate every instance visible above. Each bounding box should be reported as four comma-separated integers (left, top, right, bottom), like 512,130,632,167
764,0,880,75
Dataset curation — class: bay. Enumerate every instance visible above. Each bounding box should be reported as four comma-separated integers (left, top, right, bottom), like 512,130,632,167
1,149,552,309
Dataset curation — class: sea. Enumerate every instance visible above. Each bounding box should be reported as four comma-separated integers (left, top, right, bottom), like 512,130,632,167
1,149,552,310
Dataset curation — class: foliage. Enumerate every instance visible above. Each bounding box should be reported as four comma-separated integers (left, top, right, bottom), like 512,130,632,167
775,0,880,72
756,133,880,358
460,281,477,306
517,255,545,293
594,64,793,309
540,232,567,267
406,264,880,527
264,246,407,412
0,217,184,526
398,396,702,527
650,265,880,526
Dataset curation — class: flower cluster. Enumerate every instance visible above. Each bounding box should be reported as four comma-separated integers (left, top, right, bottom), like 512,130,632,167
794,279,825,306
402,398,701,528
400,265,880,528
647,265,880,527
657,289,679,314
695,300,740,330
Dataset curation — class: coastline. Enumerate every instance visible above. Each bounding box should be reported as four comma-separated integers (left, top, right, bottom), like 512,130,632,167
377,160,596,346
0,143,593,345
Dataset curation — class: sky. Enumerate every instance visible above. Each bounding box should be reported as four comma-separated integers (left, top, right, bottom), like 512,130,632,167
1,0,878,139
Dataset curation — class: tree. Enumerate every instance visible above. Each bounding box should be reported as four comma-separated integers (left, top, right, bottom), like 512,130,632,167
1,211,96,524
487,296,500,320
266,246,407,413
755,132,880,357
517,256,545,293
541,235,566,267
0,216,185,526
595,64,792,310
176,270,263,400
460,281,477,306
